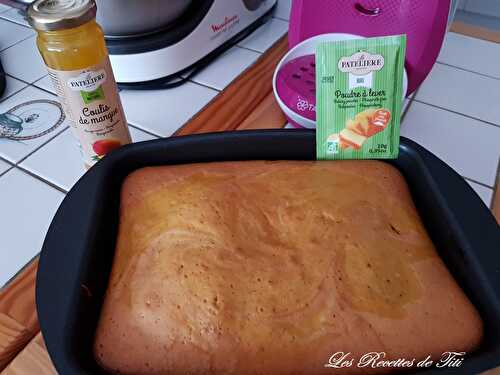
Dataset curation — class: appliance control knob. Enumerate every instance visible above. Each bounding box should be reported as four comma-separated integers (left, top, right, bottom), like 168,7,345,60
243,0,264,11
354,3,382,16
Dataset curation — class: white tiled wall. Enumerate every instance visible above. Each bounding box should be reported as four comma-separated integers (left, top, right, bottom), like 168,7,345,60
120,82,218,137
0,19,34,51
33,75,55,94
0,168,64,287
437,33,500,79
273,0,292,20
239,18,289,53
0,6,30,27
188,46,261,90
401,33,500,204
20,125,157,192
0,36,47,83
402,101,499,187
0,86,69,163
416,63,500,125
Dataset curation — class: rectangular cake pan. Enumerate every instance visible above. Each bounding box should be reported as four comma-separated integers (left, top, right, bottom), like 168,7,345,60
36,130,500,375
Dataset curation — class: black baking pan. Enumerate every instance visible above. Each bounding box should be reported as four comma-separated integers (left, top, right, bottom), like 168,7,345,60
36,130,500,375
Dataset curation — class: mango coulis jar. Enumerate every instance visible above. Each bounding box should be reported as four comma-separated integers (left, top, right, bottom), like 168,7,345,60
27,0,131,168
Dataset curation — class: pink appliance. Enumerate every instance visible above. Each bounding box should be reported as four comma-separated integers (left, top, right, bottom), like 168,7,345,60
288,0,451,95
276,55,317,123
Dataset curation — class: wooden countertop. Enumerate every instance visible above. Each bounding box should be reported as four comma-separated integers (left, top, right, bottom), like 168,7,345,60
0,35,499,374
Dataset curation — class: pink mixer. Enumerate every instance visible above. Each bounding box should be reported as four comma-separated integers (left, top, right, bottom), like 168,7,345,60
275,54,316,123
274,0,451,128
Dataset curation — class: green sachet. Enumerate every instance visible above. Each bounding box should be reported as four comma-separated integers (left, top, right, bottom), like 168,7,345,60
316,35,406,160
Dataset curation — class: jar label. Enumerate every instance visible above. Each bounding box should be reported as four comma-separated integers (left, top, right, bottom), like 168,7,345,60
47,57,131,167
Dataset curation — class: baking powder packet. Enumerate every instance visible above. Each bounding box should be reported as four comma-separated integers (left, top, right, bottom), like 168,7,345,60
316,35,406,159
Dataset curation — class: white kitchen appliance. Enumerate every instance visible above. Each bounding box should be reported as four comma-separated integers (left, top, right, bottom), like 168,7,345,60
107,0,277,88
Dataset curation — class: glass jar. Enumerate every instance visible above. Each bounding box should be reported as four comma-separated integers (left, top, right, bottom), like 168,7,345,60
28,0,131,168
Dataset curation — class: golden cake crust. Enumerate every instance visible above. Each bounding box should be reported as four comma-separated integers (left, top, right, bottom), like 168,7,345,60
94,161,483,375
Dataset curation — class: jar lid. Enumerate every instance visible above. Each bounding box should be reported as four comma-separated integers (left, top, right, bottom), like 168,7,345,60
27,0,97,32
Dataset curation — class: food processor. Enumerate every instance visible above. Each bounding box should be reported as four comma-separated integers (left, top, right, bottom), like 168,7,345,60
6,0,277,88
105,0,277,88
273,0,451,128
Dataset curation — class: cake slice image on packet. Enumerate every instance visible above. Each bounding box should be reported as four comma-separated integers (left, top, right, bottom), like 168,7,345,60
316,35,406,160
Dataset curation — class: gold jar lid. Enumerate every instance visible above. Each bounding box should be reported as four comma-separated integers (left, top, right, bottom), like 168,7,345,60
27,0,97,32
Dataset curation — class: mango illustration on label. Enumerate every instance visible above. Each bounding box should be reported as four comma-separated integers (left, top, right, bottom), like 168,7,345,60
92,139,122,160
316,35,406,160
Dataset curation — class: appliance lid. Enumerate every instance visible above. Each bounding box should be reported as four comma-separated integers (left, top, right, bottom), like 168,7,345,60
27,0,97,31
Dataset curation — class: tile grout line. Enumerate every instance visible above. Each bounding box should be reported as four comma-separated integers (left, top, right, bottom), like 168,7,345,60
0,165,13,178
236,44,267,54
403,95,498,191
393,91,498,193
401,91,418,122
0,78,50,106
0,17,29,29
15,164,68,194
124,120,164,138
12,125,69,166
172,93,223,136
30,82,56,96
238,28,288,55
0,153,15,176
32,75,49,86
0,8,32,29
0,32,34,54
1,83,69,180
128,124,162,139
4,81,197,182
436,61,500,81
0,253,40,292
5,73,34,86
188,50,264,92
2,79,55,104
0,82,27,104
0,81,51,107
412,98,500,130
0,154,13,165
463,176,494,208
272,16,289,22
184,78,223,93
3,124,157,191
185,79,221,93
0,83,61,178
463,176,495,190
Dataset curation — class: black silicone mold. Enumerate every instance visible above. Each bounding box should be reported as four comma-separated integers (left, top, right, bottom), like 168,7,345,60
36,130,500,375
